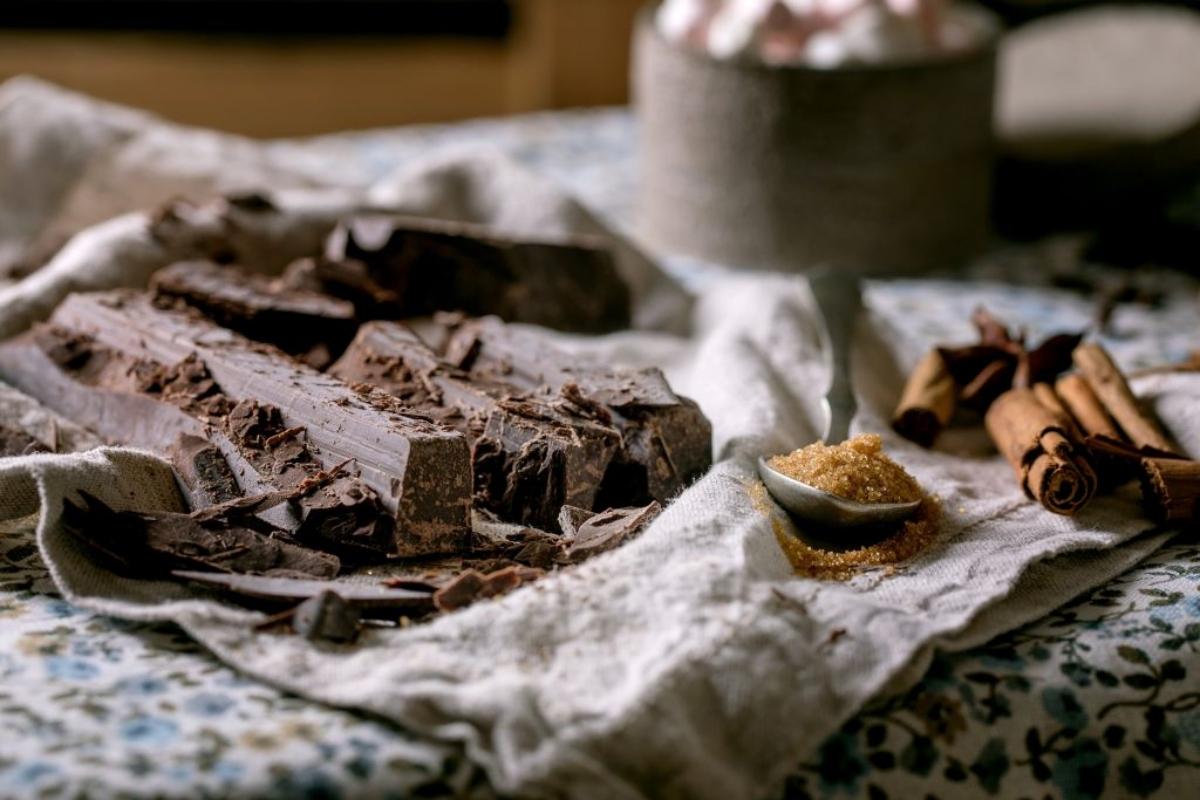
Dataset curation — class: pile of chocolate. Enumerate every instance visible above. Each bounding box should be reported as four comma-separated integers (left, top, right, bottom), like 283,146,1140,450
0,212,712,633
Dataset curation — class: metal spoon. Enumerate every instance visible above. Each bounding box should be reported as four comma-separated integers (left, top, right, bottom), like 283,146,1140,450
757,272,921,528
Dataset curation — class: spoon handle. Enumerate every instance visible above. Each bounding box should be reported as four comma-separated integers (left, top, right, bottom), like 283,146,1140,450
809,272,861,444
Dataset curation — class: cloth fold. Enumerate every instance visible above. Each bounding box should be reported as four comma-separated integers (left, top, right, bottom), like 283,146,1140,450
0,79,1189,799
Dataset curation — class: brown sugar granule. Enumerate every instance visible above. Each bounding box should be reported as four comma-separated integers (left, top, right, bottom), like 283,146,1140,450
748,433,941,580
768,494,941,581
767,434,922,504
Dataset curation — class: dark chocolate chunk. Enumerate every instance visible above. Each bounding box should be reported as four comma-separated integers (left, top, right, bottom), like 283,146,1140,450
433,316,713,507
151,260,359,367
432,564,543,612
330,321,621,531
326,215,631,333
292,590,361,643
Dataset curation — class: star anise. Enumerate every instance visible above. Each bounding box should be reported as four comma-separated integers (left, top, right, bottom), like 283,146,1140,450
937,307,1083,412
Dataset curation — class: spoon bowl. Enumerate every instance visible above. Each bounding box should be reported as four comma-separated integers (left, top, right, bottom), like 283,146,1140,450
757,456,921,528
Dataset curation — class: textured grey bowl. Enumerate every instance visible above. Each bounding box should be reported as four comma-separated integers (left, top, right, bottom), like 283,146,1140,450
633,7,999,273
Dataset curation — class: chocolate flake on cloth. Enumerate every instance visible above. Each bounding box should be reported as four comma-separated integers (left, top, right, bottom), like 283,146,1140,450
432,565,544,612
172,571,436,615
61,491,341,578
563,501,662,563
291,590,362,643
0,423,50,456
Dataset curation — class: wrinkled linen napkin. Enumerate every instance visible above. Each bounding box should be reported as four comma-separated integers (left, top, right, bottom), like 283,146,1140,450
0,79,1188,799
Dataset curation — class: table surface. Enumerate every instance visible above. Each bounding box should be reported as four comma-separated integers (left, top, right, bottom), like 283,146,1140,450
3,108,1200,800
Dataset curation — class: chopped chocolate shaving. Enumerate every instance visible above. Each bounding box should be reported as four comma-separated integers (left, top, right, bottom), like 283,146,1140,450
292,590,361,643
224,192,276,212
62,492,340,579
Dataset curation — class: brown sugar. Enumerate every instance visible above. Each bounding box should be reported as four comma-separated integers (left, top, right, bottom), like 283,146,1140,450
767,434,922,504
771,492,941,581
752,434,941,580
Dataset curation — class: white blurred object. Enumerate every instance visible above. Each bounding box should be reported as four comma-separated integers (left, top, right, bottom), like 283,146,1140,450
656,0,996,66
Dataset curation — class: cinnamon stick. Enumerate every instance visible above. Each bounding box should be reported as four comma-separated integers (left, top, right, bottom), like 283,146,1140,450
1031,382,1082,439
1140,457,1200,524
892,350,956,447
1055,373,1122,440
985,387,1098,515
1073,343,1177,455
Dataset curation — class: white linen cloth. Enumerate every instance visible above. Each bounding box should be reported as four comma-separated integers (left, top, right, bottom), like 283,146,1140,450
0,78,1188,799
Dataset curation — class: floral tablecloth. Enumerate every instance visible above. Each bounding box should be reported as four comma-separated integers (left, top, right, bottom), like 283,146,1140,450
3,108,1199,799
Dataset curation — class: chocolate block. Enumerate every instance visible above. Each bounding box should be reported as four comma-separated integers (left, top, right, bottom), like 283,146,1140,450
4,291,472,556
325,215,631,333
432,315,713,506
330,321,621,531
151,260,359,367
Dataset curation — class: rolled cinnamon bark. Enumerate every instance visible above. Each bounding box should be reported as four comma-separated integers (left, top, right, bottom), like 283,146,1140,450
985,387,1098,515
1055,373,1122,439
892,350,957,447
1031,382,1083,439
1140,457,1200,524
1073,343,1177,455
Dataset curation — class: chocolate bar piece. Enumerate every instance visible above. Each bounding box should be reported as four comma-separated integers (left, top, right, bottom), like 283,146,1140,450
325,215,631,333
61,491,341,579
1,291,472,556
151,260,359,368
430,315,713,506
330,321,621,531
172,570,436,615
